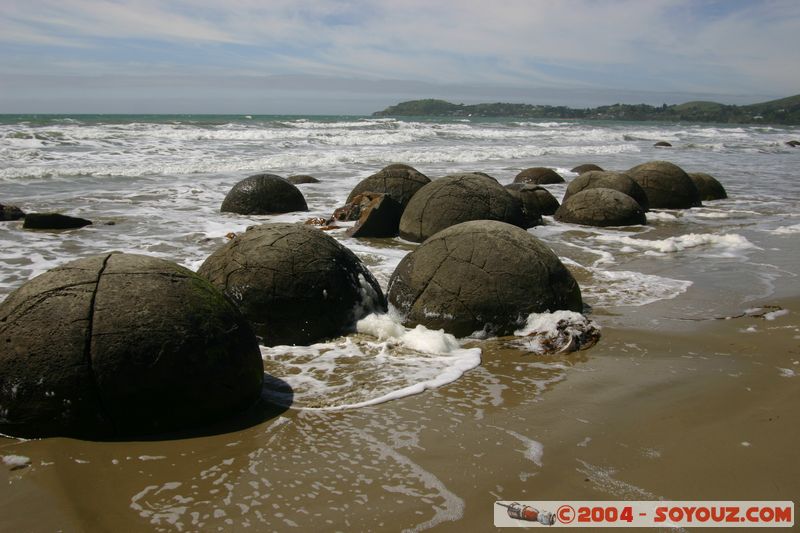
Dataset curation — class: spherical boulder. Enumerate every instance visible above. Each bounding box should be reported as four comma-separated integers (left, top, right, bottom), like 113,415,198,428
287,174,320,184
398,173,526,242
388,220,582,337
513,167,565,185
627,160,702,209
571,163,604,174
221,173,308,215
0,253,264,439
198,223,387,346
563,170,650,211
688,172,728,201
346,164,430,210
555,188,646,227
505,183,560,216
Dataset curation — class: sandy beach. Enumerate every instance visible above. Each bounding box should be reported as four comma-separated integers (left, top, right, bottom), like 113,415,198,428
2,289,797,531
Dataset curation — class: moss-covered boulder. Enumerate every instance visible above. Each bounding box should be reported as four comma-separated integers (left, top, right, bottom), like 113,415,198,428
513,167,565,185
505,183,560,216
563,170,650,210
555,188,646,227
388,220,582,337
627,161,702,209
221,174,308,215
688,172,728,201
0,253,264,439
198,223,386,346
398,173,526,242
346,164,430,210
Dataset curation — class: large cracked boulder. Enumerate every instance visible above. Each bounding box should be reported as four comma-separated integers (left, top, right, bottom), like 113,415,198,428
346,164,430,210
555,188,646,227
513,167,565,185
221,173,308,215
0,253,264,439
688,172,728,201
505,183,560,216
563,170,650,211
198,223,386,346
388,220,582,337
398,173,526,242
627,161,702,209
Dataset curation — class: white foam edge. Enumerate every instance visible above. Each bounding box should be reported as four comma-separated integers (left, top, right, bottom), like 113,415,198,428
263,311,481,411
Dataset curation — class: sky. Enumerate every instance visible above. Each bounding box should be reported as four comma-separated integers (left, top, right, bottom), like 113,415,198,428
0,0,798,114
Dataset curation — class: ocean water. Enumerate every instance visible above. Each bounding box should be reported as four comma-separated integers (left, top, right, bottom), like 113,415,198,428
1,114,799,409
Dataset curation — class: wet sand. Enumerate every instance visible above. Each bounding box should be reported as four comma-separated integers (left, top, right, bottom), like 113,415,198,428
2,295,799,532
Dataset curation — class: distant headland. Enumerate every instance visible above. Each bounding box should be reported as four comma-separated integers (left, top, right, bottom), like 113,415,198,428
373,95,800,124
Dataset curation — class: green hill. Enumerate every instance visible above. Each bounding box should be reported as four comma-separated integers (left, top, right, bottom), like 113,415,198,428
373,95,800,125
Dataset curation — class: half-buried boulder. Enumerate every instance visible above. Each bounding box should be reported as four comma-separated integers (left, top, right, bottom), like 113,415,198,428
513,167,565,184
198,223,386,346
688,172,728,201
563,170,650,211
221,173,308,215
398,173,526,242
388,220,582,337
504,185,543,227
23,212,92,230
627,160,702,209
1,204,25,221
570,163,604,174
346,193,403,238
0,253,264,439
654,141,672,147
505,183,560,216
555,188,646,227
287,174,320,184
346,164,430,210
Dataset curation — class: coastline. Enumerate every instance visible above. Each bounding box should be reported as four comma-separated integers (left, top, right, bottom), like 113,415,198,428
2,292,797,531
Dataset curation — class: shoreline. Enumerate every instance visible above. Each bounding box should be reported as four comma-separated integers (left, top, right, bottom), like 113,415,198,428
2,293,798,531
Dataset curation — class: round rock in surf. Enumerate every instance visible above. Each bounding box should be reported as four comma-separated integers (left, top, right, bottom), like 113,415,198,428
627,160,702,209
688,172,728,201
513,167,565,185
505,183,560,216
346,164,430,210
0,204,25,221
388,220,582,337
198,223,387,346
570,163,604,174
555,188,647,227
0,253,264,439
398,173,526,242
563,170,650,211
287,174,320,184
221,173,308,215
